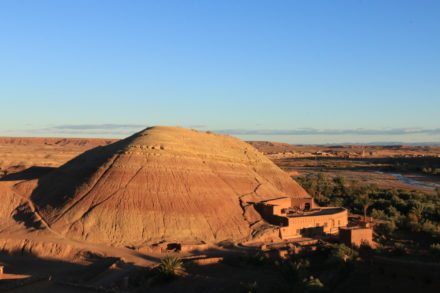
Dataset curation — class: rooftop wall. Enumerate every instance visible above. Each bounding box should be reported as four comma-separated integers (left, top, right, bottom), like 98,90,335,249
280,208,348,239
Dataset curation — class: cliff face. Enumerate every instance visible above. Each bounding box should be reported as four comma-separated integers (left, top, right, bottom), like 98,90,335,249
30,126,310,246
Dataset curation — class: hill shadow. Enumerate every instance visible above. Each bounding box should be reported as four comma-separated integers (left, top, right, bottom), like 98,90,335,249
28,132,140,209
1,166,56,181
0,248,148,292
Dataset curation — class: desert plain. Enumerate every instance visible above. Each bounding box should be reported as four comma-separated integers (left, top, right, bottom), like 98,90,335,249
0,128,439,293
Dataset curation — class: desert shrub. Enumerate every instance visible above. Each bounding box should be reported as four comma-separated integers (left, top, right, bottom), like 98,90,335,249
420,220,438,234
239,281,258,293
371,209,388,221
328,244,358,264
375,221,396,241
158,256,185,278
374,243,388,254
386,206,404,223
242,251,270,266
392,242,406,256
429,243,440,259
278,258,310,285
303,276,327,293
359,240,373,255
329,197,344,207
332,175,346,186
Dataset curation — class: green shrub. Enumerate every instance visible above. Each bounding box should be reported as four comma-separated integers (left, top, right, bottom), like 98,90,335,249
371,209,389,221
375,221,396,239
328,244,358,263
158,256,185,278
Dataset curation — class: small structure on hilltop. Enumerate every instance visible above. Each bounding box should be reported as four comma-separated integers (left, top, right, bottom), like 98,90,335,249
255,197,348,239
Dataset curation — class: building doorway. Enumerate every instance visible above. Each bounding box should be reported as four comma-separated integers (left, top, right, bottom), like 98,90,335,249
304,203,311,211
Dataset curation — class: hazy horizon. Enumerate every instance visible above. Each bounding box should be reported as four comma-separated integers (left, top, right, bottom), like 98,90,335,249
2,124,440,146
1,1,439,144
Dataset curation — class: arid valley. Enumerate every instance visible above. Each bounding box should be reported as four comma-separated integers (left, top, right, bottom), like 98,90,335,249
2,2,440,292
0,127,439,292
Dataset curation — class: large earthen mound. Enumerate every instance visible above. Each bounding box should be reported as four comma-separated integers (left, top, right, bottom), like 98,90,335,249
30,126,310,246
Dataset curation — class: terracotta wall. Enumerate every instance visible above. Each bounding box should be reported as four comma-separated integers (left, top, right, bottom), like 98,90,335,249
339,227,373,247
352,229,372,246
257,204,288,226
280,209,348,239
291,198,315,210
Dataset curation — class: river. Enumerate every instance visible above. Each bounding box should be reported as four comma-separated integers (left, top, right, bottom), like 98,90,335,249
375,171,440,190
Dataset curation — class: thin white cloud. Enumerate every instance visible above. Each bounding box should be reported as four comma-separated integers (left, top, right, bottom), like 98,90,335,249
51,124,146,130
213,128,440,136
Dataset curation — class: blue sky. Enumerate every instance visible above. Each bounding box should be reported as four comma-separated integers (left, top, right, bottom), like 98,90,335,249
0,0,439,144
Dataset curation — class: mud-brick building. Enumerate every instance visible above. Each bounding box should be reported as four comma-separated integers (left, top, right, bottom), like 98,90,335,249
339,226,373,247
256,197,348,240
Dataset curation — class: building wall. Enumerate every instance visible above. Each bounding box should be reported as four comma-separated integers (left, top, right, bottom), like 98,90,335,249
263,197,292,216
291,198,315,210
257,204,288,226
339,227,373,247
280,209,348,239
256,197,348,240
263,197,316,216
351,228,372,246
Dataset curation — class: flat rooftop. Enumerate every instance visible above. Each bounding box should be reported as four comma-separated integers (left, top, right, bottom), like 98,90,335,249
287,207,346,218
339,226,371,231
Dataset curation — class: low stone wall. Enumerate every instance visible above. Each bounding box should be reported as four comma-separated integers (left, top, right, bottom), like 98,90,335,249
0,276,49,292
190,257,223,266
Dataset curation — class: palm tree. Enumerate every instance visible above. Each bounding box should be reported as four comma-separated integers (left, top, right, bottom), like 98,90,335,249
410,203,425,222
356,194,373,223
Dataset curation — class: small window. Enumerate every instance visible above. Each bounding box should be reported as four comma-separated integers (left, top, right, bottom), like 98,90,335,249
324,222,328,227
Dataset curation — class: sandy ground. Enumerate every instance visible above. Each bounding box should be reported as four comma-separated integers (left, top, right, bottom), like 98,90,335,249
0,137,439,292
0,137,116,173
